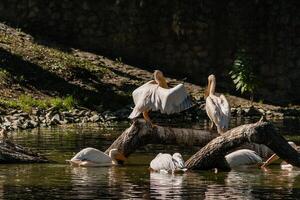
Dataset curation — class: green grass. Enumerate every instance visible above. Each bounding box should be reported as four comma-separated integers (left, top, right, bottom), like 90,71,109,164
0,29,108,75
0,95,77,112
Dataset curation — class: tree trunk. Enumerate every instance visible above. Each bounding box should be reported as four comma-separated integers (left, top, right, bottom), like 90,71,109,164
185,118,300,171
105,119,218,156
106,118,300,172
0,140,49,163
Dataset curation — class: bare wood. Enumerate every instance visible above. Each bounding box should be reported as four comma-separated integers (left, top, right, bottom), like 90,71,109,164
185,119,300,171
105,119,218,157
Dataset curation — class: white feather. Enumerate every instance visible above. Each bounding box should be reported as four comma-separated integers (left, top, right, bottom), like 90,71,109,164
129,81,192,119
150,153,186,173
225,149,262,168
70,147,112,166
206,94,230,133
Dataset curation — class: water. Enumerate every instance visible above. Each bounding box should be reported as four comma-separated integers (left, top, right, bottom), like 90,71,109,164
0,118,299,199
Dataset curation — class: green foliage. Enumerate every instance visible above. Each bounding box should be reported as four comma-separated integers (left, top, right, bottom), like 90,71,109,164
229,49,259,101
0,95,77,112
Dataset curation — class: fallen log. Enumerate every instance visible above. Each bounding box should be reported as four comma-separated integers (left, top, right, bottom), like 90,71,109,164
105,119,218,156
106,118,300,171
0,140,49,163
185,118,300,171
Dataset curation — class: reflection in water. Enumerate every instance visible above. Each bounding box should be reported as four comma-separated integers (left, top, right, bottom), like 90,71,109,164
150,172,185,199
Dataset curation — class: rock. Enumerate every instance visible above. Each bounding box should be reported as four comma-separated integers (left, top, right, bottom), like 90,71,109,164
61,111,72,117
244,106,261,116
50,114,60,125
29,120,39,128
38,116,45,122
21,120,33,129
31,108,42,116
266,110,273,117
8,109,18,115
64,117,75,123
81,116,89,123
13,112,29,118
45,110,54,121
89,114,101,122
12,119,24,129
236,108,244,116
59,119,68,124
77,110,86,116
258,109,265,114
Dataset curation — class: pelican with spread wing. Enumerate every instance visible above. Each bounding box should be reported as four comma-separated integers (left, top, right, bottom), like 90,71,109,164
129,70,192,124
205,74,230,134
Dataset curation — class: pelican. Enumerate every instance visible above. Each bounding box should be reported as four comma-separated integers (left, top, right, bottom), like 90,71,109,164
150,153,187,173
261,141,299,170
67,147,126,167
225,149,263,168
205,74,230,134
129,70,192,125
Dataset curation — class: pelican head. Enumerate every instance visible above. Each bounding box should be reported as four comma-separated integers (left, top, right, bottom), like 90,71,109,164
172,153,185,169
205,74,216,98
154,70,164,82
108,149,126,164
154,70,168,88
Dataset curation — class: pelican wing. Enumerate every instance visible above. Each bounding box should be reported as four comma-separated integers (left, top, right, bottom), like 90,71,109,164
129,81,158,119
158,84,192,114
205,96,221,124
225,149,262,168
129,82,192,118
172,153,185,169
205,94,230,133
71,147,112,164
150,153,176,172
218,94,230,130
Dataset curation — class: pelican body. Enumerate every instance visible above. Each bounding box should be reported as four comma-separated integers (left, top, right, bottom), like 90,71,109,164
150,153,187,173
67,147,126,167
225,149,263,168
129,70,192,123
205,74,230,134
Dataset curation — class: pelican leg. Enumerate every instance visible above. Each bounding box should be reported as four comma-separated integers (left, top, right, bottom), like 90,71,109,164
143,111,154,126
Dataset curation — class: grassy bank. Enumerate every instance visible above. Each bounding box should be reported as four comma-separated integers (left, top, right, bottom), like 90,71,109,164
0,23,133,112
0,95,77,112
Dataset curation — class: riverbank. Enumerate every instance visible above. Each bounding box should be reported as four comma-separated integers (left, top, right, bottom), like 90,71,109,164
0,23,299,132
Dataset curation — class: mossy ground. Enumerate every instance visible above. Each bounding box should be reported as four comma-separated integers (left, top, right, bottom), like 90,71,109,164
0,23,134,112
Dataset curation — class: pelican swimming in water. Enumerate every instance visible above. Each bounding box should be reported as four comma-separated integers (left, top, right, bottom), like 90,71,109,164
129,70,192,125
205,74,230,134
150,153,187,173
261,141,300,170
225,149,263,168
67,147,126,167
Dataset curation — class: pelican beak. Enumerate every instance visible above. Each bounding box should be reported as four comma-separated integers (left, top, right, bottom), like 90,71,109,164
205,79,211,98
115,152,127,161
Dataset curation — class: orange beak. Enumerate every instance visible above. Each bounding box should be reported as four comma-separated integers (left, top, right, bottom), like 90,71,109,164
204,79,211,98
115,152,127,161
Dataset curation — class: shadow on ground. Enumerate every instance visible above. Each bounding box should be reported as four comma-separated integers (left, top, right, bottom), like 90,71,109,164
0,48,131,110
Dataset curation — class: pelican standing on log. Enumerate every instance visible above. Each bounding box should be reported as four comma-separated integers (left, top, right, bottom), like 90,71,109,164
129,70,192,125
205,74,230,134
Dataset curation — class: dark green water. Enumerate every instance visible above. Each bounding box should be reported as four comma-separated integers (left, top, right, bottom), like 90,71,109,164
1,118,300,199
